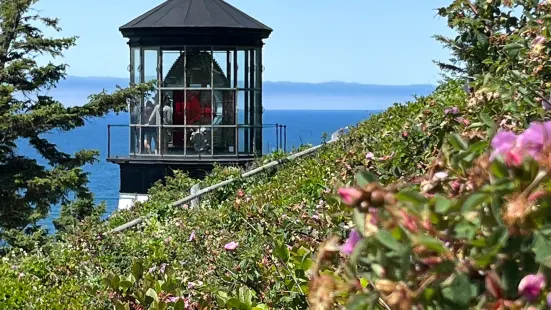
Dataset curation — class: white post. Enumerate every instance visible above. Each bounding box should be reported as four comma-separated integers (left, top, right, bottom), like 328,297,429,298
190,183,201,208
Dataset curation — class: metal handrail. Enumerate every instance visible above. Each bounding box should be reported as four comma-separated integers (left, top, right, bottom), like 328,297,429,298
107,123,288,158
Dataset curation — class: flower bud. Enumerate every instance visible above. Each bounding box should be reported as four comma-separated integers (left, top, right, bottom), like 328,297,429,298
518,273,545,301
370,190,386,207
337,187,365,207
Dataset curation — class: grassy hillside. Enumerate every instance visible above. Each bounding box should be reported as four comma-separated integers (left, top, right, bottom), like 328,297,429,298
0,80,478,308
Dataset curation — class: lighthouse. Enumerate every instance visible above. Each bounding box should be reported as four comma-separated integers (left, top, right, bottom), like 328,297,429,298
107,0,280,209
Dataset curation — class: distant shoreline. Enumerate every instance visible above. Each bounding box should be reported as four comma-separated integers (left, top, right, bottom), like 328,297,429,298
56,76,436,97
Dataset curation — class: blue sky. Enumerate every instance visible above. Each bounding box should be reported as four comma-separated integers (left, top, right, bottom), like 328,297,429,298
34,0,454,85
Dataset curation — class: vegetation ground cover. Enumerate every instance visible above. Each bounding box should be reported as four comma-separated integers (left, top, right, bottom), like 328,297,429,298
4,0,551,309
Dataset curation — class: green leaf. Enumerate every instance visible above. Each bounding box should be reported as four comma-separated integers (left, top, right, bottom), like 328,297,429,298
118,280,133,290
489,160,509,179
375,230,402,251
238,286,253,307
174,299,185,310
352,208,365,235
146,288,158,302
346,292,379,310
503,43,523,58
532,232,551,264
434,195,452,214
448,133,468,151
274,242,290,263
356,170,378,187
441,273,473,306
226,298,248,309
251,305,269,310
454,220,477,240
461,193,490,213
396,190,428,205
216,291,230,306
114,301,129,310
131,259,144,280
412,235,448,254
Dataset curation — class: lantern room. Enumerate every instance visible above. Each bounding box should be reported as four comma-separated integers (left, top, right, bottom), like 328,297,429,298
107,0,284,204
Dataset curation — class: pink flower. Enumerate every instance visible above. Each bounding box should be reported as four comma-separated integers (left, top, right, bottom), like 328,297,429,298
444,107,459,115
488,123,551,166
518,273,545,301
451,180,461,192
188,231,196,242
532,35,546,47
341,230,361,255
224,241,239,251
547,292,551,308
490,131,517,161
237,189,245,197
366,152,374,160
337,187,364,206
516,122,551,157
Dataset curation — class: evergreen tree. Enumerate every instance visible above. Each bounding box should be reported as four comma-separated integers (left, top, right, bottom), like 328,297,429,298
0,0,152,242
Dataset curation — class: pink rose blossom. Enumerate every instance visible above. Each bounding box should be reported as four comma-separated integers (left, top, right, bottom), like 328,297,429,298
444,107,459,115
341,230,361,255
337,187,363,206
224,241,239,251
518,273,545,301
490,122,551,165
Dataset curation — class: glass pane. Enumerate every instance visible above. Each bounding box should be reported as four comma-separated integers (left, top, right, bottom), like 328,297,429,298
254,91,262,154
132,48,141,84
237,50,246,89
248,90,255,127
186,48,212,88
213,127,236,155
213,90,235,125
187,126,211,155
185,90,212,125
144,49,158,83
162,50,185,87
213,50,232,88
254,91,262,125
141,91,160,155
238,127,251,154
129,96,141,154
248,49,255,91
237,90,247,125
254,48,262,89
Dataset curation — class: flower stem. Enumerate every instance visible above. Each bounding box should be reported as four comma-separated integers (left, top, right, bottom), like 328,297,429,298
522,169,548,197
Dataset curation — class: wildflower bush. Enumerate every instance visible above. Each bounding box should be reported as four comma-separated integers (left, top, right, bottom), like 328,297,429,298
314,121,551,309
